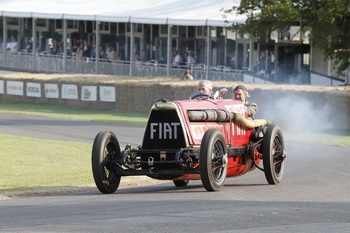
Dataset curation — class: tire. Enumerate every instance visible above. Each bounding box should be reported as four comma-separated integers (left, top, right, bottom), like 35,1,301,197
92,131,121,194
263,125,286,184
200,129,228,191
173,180,189,187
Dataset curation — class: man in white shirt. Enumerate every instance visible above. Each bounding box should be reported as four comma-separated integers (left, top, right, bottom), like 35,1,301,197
173,50,181,66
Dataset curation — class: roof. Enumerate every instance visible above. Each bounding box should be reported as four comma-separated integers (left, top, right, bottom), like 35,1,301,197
0,0,245,27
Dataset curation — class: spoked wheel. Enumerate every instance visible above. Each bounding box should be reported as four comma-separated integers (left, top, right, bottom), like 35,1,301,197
173,180,189,187
263,125,286,184
200,129,228,191
92,131,121,194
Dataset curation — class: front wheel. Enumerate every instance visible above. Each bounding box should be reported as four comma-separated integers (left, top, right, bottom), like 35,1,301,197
200,129,228,191
92,131,121,194
263,125,286,184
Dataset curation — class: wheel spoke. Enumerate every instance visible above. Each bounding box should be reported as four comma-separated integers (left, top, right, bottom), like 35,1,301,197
102,142,118,183
272,135,285,174
211,141,225,181
200,129,227,191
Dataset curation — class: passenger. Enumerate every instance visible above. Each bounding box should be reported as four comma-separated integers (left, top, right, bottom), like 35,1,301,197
233,84,258,118
198,80,213,95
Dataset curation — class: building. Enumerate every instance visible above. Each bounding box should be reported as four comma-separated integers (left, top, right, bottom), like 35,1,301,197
0,0,344,85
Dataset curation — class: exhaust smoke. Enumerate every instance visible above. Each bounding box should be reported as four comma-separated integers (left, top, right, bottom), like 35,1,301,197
258,94,338,134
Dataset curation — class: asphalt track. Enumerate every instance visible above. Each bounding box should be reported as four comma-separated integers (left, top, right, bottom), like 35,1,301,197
0,113,144,146
0,113,349,233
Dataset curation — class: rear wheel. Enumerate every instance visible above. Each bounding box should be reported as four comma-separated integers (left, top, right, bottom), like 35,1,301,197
263,125,286,184
92,131,121,194
200,129,228,191
173,180,189,187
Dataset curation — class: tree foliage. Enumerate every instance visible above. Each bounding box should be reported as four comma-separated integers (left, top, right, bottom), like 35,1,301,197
223,0,350,73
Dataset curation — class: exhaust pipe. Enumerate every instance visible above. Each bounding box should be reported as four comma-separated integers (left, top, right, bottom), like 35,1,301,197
188,110,271,128
232,112,271,128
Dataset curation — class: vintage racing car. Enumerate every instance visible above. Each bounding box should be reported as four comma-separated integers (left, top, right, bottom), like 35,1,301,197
91,89,287,193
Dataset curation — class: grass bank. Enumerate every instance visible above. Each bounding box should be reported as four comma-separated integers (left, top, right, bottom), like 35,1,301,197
0,101,151,198
0,134,93,198
0,134,162,199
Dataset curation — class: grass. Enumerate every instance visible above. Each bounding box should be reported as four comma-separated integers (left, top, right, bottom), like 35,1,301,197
0,102,148,127
0,134,94,198
285,131,350,147
0,101,150,198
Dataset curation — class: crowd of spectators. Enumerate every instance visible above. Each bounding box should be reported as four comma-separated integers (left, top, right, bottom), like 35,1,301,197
171,49,196,67
1,35,199,68
0,37,18,52
68,39,124,63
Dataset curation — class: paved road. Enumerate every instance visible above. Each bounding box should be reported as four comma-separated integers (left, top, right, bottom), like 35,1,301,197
0,113,349,233
0,113,144,146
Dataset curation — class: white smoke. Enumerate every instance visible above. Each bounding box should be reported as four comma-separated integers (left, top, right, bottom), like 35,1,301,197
258,95,334,134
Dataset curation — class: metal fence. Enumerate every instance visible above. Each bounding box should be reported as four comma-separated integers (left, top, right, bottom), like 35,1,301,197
0,51,245,81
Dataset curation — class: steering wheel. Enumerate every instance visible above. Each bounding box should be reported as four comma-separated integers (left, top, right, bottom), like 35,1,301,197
191,93,211,100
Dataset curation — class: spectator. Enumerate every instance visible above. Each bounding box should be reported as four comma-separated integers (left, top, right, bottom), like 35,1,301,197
341,62,350,85
180,68,193,80
6,37,18,52
182,52,188,66
105,43,111,57
233,85,258,118
107,46,120,62
133,48,140,61
90,44,97,60
82,40,91,58
76,42,84,59
99,46,107,61
267,51,275,74
173,50,181,66
187,50,196,66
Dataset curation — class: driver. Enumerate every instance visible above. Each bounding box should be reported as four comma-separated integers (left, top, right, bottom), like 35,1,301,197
198,80,213,95
233,84,258,118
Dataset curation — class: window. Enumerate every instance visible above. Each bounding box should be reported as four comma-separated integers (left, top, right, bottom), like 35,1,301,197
196,26,207,37
160,25,178,37
67,20,78,29
37,19,46,27
160,25,167,34
135,24,142,33
7,18,18,26
56,20,62,30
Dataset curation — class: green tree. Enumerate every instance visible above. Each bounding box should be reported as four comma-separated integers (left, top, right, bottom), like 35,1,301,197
223,0,350,73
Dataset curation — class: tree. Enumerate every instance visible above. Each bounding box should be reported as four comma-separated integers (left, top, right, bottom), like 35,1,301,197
223,0,350,73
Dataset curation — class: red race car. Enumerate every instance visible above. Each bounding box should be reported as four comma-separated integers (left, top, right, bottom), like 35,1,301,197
92,89,287,193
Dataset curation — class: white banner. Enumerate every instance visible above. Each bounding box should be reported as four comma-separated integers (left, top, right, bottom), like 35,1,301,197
81,86,97,101
44,83,59,99
26,82,41,98
7,81,24,96
100,86,116,102
62,84,78,99
0,80,4,94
